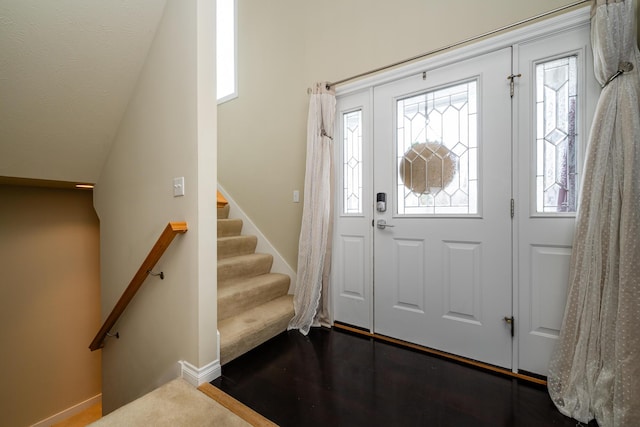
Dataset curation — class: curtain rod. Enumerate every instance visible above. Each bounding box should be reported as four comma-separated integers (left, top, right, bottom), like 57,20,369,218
325,0,590,89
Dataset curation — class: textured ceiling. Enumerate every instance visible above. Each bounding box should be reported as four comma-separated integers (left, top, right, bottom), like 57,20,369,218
0,0,167,183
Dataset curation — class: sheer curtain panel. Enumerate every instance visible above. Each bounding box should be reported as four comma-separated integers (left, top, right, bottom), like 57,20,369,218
288,83,336,335
547,1,640,426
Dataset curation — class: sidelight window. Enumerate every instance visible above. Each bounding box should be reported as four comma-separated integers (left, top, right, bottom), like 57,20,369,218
535,56,578,213
343,110,363,215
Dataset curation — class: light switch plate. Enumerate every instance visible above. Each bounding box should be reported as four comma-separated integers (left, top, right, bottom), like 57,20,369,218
173,177,185,197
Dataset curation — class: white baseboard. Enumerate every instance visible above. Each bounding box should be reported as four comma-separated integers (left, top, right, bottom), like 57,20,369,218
217,185,297,292
180,359,221,386
31,394,101,427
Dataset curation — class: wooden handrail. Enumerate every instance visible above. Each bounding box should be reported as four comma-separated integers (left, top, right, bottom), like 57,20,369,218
89,221,188,351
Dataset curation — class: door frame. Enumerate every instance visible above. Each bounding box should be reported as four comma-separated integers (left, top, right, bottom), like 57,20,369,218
331,7,592,374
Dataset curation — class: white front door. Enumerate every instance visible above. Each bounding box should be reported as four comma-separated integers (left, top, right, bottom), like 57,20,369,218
332,14,597,375
373,47,513,368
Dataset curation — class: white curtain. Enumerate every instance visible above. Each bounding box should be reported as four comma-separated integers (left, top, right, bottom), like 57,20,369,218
547,1,640,426
288,82,336,335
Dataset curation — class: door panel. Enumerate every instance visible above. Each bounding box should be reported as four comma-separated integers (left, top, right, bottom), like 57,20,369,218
391,237,425,313
373,47,513,368
443,240,482,325
529,245,572,335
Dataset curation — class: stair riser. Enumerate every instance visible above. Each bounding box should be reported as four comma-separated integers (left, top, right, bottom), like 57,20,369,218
217,204,230,219
219,295,295,365
218,255,273,283
218,235,258,260
218,277,290,321
221,315,292,365
217,219,243,237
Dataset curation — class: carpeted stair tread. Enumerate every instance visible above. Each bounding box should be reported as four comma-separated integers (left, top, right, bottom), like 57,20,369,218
218,218,243,237
218,235,258,259
216,196,294,365
218,273,290,321
219,295,294,365
218,253,273,284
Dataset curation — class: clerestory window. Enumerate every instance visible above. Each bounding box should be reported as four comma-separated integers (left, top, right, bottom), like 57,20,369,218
217,0,237,103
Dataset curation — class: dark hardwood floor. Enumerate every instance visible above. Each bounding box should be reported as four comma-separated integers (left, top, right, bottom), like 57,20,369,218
212,328,595,427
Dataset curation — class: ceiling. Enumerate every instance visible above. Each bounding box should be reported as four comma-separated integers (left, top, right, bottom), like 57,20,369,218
0,0,167,184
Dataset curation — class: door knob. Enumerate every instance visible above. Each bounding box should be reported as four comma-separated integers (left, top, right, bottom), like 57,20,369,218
376,219,395,230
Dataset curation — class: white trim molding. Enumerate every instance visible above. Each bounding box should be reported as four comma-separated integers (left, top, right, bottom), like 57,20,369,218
180,331,222,386
336,7,591,96
31,394,102,427
218,185,297,292
179,359,221,386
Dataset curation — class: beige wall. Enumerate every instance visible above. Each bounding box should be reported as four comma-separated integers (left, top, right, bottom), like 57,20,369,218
94,0,216,414
218,0,590,271
302,0,591,83
217,0,308,268
0,185,101,427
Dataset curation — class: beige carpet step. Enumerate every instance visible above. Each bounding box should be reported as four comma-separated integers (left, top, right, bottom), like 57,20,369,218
218,235,258,260
90,378,251,426
219,295,294,365
218,253,273,284
218,204,230,219
218,273,291,321
218,218,243,237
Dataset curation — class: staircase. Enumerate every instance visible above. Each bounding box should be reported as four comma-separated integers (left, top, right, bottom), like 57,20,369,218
217,203,294,365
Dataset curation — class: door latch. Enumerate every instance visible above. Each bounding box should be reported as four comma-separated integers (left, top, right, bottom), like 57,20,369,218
503,316,515,337
376,219,395,230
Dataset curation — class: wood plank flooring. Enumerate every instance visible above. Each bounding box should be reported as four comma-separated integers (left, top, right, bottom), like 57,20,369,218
51,403,102,427
212,328,598,427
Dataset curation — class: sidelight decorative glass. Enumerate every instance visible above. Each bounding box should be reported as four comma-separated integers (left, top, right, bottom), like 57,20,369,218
535,56,578,213
396,80,478,215
343,110,363,214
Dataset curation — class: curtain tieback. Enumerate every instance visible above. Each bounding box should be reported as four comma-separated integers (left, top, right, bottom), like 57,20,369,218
602,61,634,88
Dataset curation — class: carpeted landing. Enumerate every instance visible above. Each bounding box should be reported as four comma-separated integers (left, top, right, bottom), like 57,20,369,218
89,378,277,426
